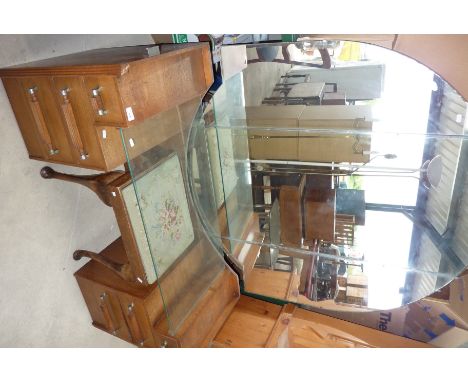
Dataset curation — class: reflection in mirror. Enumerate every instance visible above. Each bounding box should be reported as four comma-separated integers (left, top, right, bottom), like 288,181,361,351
187,40,468,312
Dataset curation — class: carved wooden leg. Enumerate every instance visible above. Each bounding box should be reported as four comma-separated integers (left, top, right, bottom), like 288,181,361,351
73,250,135,283
40,166,125,206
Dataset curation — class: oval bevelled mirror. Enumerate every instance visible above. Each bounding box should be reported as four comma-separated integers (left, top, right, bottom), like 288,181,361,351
187,39,468,313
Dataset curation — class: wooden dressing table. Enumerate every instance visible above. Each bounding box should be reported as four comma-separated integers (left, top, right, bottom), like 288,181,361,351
0,39,435,348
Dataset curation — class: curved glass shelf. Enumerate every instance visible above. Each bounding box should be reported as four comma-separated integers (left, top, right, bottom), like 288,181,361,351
187,40,468,311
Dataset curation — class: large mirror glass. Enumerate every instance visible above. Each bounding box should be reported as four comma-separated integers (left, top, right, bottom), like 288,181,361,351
187,40,468,312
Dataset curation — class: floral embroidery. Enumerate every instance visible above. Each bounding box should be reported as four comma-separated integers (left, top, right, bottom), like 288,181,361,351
155,198,183,241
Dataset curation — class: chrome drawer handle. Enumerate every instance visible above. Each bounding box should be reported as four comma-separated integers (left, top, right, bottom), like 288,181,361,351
91,87,108,116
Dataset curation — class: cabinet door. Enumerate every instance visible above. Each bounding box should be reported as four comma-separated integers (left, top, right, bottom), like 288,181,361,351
19,77,75,164
52,77,105,169
119,294,156,347
94,289,132,342
75,276,132,342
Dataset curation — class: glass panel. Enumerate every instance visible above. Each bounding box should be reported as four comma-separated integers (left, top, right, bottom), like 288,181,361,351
119,97,230,335
187,40,468,311
212,73,256,264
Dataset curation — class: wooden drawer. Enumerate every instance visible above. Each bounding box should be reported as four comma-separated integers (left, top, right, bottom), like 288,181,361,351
118,294,156,347
0,43,213,171
52,76,106,168
17,77,76,164
83,76,126,126
74,244,240,347
75,275,133,343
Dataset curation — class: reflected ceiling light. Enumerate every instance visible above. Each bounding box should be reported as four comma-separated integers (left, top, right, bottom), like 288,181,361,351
355,154,443,190
420,155,443,189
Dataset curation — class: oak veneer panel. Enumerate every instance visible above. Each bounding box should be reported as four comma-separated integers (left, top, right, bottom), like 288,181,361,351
213,295,282,348
162,268,240,348
244,268,292,300
116,44,212,127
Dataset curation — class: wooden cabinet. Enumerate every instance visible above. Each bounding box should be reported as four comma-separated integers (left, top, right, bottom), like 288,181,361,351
243,105,373,163
75,255,158,347
74,237,240,348
0,44,213,171
303,188,336,243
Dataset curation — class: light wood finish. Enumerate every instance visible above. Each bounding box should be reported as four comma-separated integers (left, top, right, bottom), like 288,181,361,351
213,295,282,347
0,44,213,170
264,304,297,347
153,267,240,348
244,268,293,300
214,295,431,348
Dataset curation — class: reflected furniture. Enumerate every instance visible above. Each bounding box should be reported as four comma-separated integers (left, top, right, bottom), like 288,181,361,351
263,81,325,105
244,105,372,163
284,62,385,101
279,175,306,247
304,189,336,244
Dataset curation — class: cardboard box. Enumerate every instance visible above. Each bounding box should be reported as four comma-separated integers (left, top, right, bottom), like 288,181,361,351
449,273,468,322
322,274,468,344
402,298,468,342
429,327,468,347
330,306,408,336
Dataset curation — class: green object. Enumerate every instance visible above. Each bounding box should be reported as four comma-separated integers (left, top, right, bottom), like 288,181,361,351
172,34,189,43
281,34,298,42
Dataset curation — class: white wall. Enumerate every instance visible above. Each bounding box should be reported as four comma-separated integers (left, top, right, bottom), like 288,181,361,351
0,35,154,347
